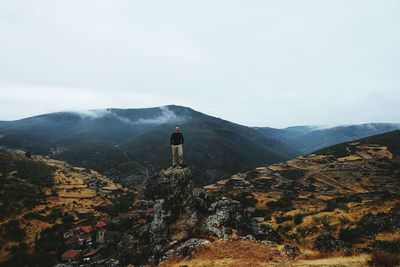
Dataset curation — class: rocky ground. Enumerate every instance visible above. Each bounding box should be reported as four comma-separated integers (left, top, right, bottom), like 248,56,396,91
145,141,399,266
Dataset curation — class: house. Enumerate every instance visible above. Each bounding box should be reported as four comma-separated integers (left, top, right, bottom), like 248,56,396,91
65,236,84,249
61,249,81,262
79,226,94,234
82,246,103,260
95,221,107,229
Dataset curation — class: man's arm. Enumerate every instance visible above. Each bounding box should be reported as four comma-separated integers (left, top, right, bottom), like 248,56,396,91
181,134,184,144
170,134,173,145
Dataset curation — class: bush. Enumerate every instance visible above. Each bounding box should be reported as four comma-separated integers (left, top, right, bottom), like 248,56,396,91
23,212,47,221
314,233,342,253
4,220,26,242
276,214,293,223
296,224,318,237
372,240,400,253
338,228,360,243
61,214,75,224
339,215,351,225
369,251,400,267
278,222,293,234
312,215,330,226
294,213,304,225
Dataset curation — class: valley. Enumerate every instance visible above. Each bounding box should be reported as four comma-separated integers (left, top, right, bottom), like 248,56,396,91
0,115,399,266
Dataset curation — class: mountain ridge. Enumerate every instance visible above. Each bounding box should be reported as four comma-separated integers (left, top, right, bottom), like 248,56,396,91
1,105,399,187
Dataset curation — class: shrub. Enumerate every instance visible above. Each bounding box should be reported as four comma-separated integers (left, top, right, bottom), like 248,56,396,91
372,240,400,253
4,220,26,242
338,228,360,243
294,213,304,225
296,224,318,237
61,214,75,224
276,214,293,223
314,233,342,253
23,212,47,221
339,215,351,225
313,215,330,226
278,222,293,234
369,251,400,267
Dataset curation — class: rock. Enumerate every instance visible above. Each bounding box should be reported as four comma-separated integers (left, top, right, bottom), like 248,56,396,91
250,219,281,242
166,238,211,257
283,243,300,258
144,167,193,204
150,199,170,259
241,234,256,241
79,259,121,267
202,198,244,237
192,187,209,211
314,233,342,252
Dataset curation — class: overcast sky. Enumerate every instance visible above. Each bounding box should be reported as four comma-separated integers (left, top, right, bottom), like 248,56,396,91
0,1,399,127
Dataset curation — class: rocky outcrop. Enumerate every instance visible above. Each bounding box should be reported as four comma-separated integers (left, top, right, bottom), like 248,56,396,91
143,167,283,263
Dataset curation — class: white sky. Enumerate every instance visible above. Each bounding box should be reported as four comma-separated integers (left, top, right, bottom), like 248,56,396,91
0,0,399,127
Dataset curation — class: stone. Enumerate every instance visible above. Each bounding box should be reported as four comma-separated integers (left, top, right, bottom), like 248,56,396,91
283,243,300,258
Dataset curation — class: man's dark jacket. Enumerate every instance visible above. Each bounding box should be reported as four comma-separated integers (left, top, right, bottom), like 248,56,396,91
170,132,184,145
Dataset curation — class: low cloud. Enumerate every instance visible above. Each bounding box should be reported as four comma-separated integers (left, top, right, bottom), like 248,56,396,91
70,106,184,125
135,106,182,124
73,109,113,119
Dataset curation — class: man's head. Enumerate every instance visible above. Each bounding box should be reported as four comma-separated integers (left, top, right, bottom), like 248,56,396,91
175,126,180,132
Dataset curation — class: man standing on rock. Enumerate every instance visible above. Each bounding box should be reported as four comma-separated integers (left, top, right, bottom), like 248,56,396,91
170,125,184,167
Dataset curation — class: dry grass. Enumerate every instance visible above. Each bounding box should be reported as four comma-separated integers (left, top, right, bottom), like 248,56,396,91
295,254,369,267
160,238,374,267
160,238,288,267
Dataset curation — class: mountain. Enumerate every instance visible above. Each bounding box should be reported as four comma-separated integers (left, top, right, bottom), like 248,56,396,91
256,123,400,154
1,131,399,266
0,105,299,186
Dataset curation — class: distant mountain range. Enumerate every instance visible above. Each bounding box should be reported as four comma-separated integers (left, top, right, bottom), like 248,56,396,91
255,123,400,154
0,105,399,186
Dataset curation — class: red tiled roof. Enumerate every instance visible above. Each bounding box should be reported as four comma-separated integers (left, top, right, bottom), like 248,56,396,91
95,221,107,229
62,249,81,259
83,247,102,257
80,226,94,233
66,236,83,245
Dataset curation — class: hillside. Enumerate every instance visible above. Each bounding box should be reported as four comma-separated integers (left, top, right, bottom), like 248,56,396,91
192,131,400,266
0,105,299,186
0,149,135,266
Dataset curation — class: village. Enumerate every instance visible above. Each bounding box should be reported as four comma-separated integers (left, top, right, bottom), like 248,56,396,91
52,196,155,266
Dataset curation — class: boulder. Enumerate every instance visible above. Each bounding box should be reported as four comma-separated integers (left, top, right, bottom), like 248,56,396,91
249,219,281,242
165,238,211,257
202,197,244,237
283,243,300,258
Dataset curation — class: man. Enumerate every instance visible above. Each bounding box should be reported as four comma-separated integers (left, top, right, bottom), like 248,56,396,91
170,125,184,167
